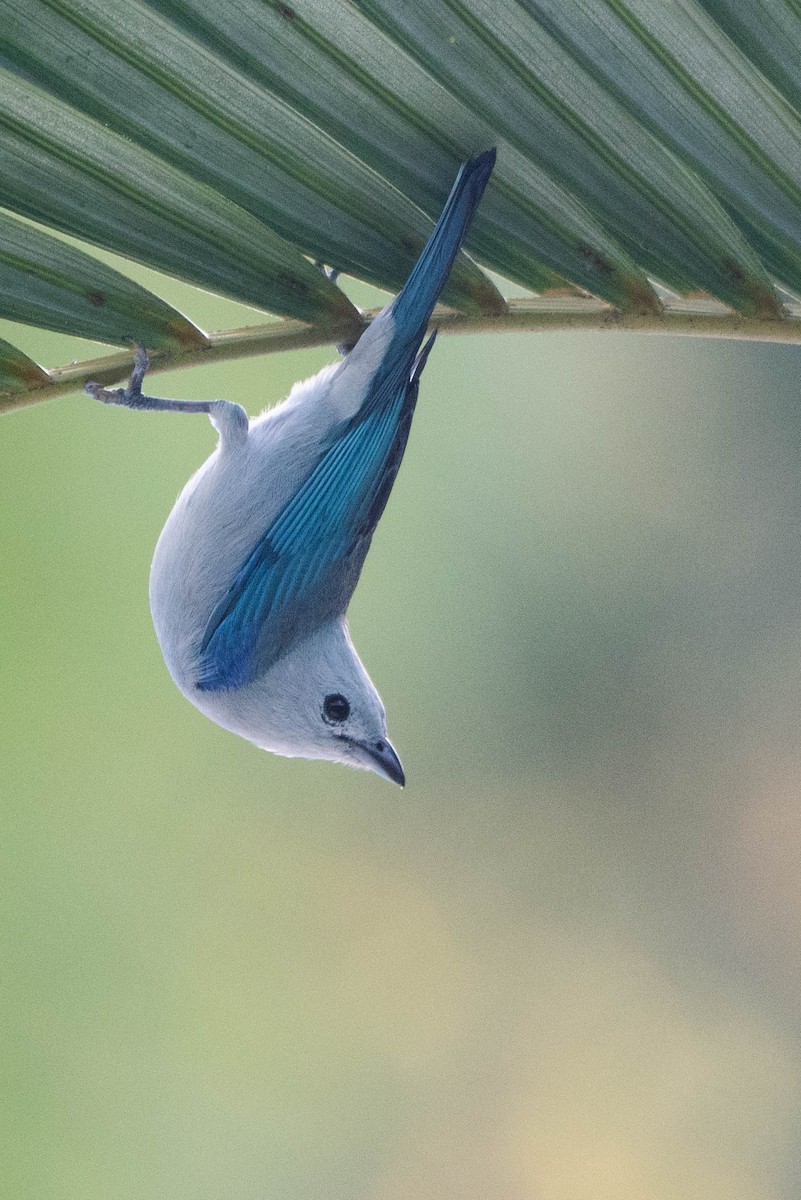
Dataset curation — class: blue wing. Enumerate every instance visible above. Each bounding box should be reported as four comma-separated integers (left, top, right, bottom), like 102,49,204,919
195,149,496,691
195,347,430,691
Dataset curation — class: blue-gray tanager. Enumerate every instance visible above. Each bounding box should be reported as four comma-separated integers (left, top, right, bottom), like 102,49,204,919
86,150,496,785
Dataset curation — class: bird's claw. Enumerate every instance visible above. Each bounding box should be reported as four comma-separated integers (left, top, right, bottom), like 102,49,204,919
129,345,149,394
84,380,126,406
85,345,149,406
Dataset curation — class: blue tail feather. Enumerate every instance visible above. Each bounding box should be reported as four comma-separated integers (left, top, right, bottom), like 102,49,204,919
389,148,496,342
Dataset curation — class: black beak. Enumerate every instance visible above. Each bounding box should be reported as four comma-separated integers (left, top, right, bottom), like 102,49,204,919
360,737,405,787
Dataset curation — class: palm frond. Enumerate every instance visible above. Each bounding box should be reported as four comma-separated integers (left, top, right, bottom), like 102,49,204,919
3,0,801,411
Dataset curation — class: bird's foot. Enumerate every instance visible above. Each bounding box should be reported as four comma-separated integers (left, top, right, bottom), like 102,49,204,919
314,260,340,287
314,263,358,355
84,344,151,408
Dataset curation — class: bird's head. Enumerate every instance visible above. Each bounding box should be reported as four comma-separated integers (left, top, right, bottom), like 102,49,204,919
211,619,405,786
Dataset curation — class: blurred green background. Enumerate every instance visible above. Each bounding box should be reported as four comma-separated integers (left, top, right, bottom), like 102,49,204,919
3,261,801,1199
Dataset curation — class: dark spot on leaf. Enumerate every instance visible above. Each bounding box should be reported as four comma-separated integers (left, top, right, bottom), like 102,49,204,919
277,271,309,297
723,258,745,284
399,235,419,255
87,290,107,307
577,245,613,277
277,3,296,18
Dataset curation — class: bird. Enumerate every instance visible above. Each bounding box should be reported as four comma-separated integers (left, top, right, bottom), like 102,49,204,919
85,149,496,786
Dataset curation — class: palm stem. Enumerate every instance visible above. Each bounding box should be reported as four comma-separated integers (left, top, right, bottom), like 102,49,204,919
4,293,801,414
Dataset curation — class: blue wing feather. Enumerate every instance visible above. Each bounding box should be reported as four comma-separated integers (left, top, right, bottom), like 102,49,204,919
196,390,409,690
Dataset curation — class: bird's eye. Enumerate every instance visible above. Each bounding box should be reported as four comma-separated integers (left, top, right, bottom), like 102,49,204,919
322,693,350,724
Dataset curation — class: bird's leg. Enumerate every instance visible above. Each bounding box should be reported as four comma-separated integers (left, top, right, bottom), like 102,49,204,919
85,347,248,441
313,262,358,357
314,260,340,288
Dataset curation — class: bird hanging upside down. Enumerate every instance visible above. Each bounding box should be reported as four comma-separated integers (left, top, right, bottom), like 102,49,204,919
86,149,496,786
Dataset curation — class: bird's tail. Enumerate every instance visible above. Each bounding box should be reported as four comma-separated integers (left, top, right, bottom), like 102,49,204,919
389,148,496,343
